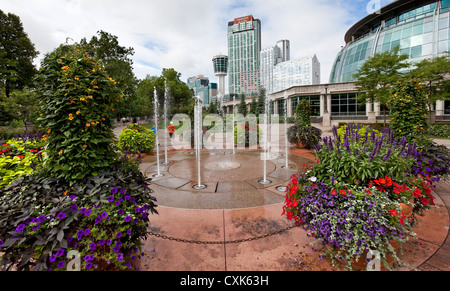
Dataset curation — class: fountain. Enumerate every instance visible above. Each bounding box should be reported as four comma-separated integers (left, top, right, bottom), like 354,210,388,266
193,95,206,190
281,90,291,169
163,80,169,165
259,91,271,185
232,95,236,155
152,86,164,178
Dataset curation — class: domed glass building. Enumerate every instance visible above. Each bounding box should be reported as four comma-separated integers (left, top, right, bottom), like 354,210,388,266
330,0,450,83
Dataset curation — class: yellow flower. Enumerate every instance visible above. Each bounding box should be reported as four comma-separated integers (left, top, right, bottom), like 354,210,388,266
69,116,74,121
80,97,86,102
63,190,68,196
88,96,93,99
61,66,69,70
58,150,63,155
76,110,80,115
86,123,91,127
93,85,99,89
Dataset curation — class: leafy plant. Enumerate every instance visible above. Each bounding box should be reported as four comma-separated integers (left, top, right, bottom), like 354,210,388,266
387,79,429,143
118,123,156,154
287,124,322,149
0,160,157,271
234,122,260,147
35,45,121,182
295,99,311,127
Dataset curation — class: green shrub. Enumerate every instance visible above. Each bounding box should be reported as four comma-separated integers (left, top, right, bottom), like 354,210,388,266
295,99,311,127
286,124,322,149
388,80,428,143
336,124,381,144
118,124,156,154
430,124,450,139
234,122,260,147
36,47,121,182
0,138,45,189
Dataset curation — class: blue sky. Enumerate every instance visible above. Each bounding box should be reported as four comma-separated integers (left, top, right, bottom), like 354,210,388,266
2,0,396,87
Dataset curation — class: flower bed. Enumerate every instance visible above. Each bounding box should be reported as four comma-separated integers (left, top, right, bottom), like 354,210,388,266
283,123,444,270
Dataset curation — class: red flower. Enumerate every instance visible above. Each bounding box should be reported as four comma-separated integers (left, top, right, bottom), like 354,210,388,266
340,189,346,195
390,209,397,217
331,190,337,196
420,197,430,205
413,188,422,198
366,190,372,194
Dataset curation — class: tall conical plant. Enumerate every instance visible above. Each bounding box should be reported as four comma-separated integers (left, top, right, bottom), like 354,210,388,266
36,45,122,182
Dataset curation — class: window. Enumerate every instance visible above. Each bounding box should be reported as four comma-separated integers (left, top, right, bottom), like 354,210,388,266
291,95,320,117
331,93,366,116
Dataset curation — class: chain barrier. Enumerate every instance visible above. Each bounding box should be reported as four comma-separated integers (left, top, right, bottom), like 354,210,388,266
146,224,296,245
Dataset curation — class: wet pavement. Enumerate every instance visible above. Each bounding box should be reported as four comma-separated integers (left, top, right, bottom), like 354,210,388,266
114,124,450,271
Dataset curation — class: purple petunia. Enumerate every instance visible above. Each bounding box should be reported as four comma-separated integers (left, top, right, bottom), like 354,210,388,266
70,204,78,212
57,212,66,220
116,232,122,239
117,253,124,262
57,261,65,269
89,242,96,251
56,248,65,257
85,262,93,270
98,239,105,246
118,209,124,215
15,224,25,232
124,216,131,222
49,254,57,262
126,229,132,236
94,216,102,224
111,187,118,194
101,212,108,219
107,196,114,202
120,189,126,194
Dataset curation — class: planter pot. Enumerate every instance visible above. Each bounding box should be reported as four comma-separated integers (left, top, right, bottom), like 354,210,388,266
399,199,414,218
296,141,309,149
348,240,399,271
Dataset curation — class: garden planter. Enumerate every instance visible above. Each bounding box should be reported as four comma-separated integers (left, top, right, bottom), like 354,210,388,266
399,199,414,218
296,141,308,149
345,240,399,271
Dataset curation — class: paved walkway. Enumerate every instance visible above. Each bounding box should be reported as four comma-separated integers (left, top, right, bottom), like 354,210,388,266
114,124,450,271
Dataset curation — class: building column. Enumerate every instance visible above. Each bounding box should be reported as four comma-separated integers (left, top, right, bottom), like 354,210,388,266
367,101,376,123
287,97,293,118
436,100,444,116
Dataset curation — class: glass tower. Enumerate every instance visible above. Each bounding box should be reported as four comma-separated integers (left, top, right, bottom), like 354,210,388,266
227,15,262,97
330,0,450,83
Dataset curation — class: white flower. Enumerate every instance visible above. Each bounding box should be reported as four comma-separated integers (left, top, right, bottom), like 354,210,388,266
309,176,317,182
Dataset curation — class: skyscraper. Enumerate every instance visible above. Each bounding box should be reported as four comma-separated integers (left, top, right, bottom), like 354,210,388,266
227,15,261,97
260,40,290,94
212,54,228,97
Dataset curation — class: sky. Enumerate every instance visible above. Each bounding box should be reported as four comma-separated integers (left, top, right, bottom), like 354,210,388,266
2,0,395,90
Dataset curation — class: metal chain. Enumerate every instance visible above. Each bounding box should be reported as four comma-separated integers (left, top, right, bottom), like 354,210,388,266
146,224,296,245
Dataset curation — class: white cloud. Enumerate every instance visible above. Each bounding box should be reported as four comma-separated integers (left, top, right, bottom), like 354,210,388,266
1,0,395,88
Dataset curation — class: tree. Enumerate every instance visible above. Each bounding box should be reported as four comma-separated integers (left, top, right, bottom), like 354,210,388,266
257,87,267,115
353,46,409,126
1,88,39,130
408,55,450,125
80,31,137,117
134,75,157,117
0,10,38,98
250,97,257,115
238,94,247,116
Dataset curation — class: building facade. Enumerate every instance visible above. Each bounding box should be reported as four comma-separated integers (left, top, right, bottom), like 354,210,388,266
212,54,228,97
227,15,262,97
272,54,321,93
222,0,450,126
187,75,217,107
260,40,291,94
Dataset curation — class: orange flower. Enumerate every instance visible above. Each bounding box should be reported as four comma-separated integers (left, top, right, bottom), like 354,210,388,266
86,123,91,127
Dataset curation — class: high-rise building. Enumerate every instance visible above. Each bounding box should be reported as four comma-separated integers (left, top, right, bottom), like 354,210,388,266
187,75,217,107
260,40,291,94
227,15,261,97
272,55,321,93
260,40,320,94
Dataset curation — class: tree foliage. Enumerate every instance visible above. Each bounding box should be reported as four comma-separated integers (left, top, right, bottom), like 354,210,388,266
0,10,38,97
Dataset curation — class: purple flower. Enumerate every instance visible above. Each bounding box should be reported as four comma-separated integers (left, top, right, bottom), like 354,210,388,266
70,195,77,201
80,208,87,214
111,187,118,194
0,240,4,247
124,215,131,222
67,236,73,242
124,195,130,200
118,209,124,215
134,208,141,213
70,204,78,212
84,209,91,217
94,202,101,209
94,216,102,224
49,254,57,262
84,229,90,236
37,215,46,222
126,229,132,236
15,224,25,232
56,248,65,257
120,189,126,194
98,239,105,246
85,262,93,270
107,196,114,202
116,232,122,239
115,201,120,206
84,254,94,262
32,223,40,231
117,253,124,262
113,246,120,253
89,242,96,251
106,239,112,245
101,212,108,219
57,261,65,269
57,212,66,220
